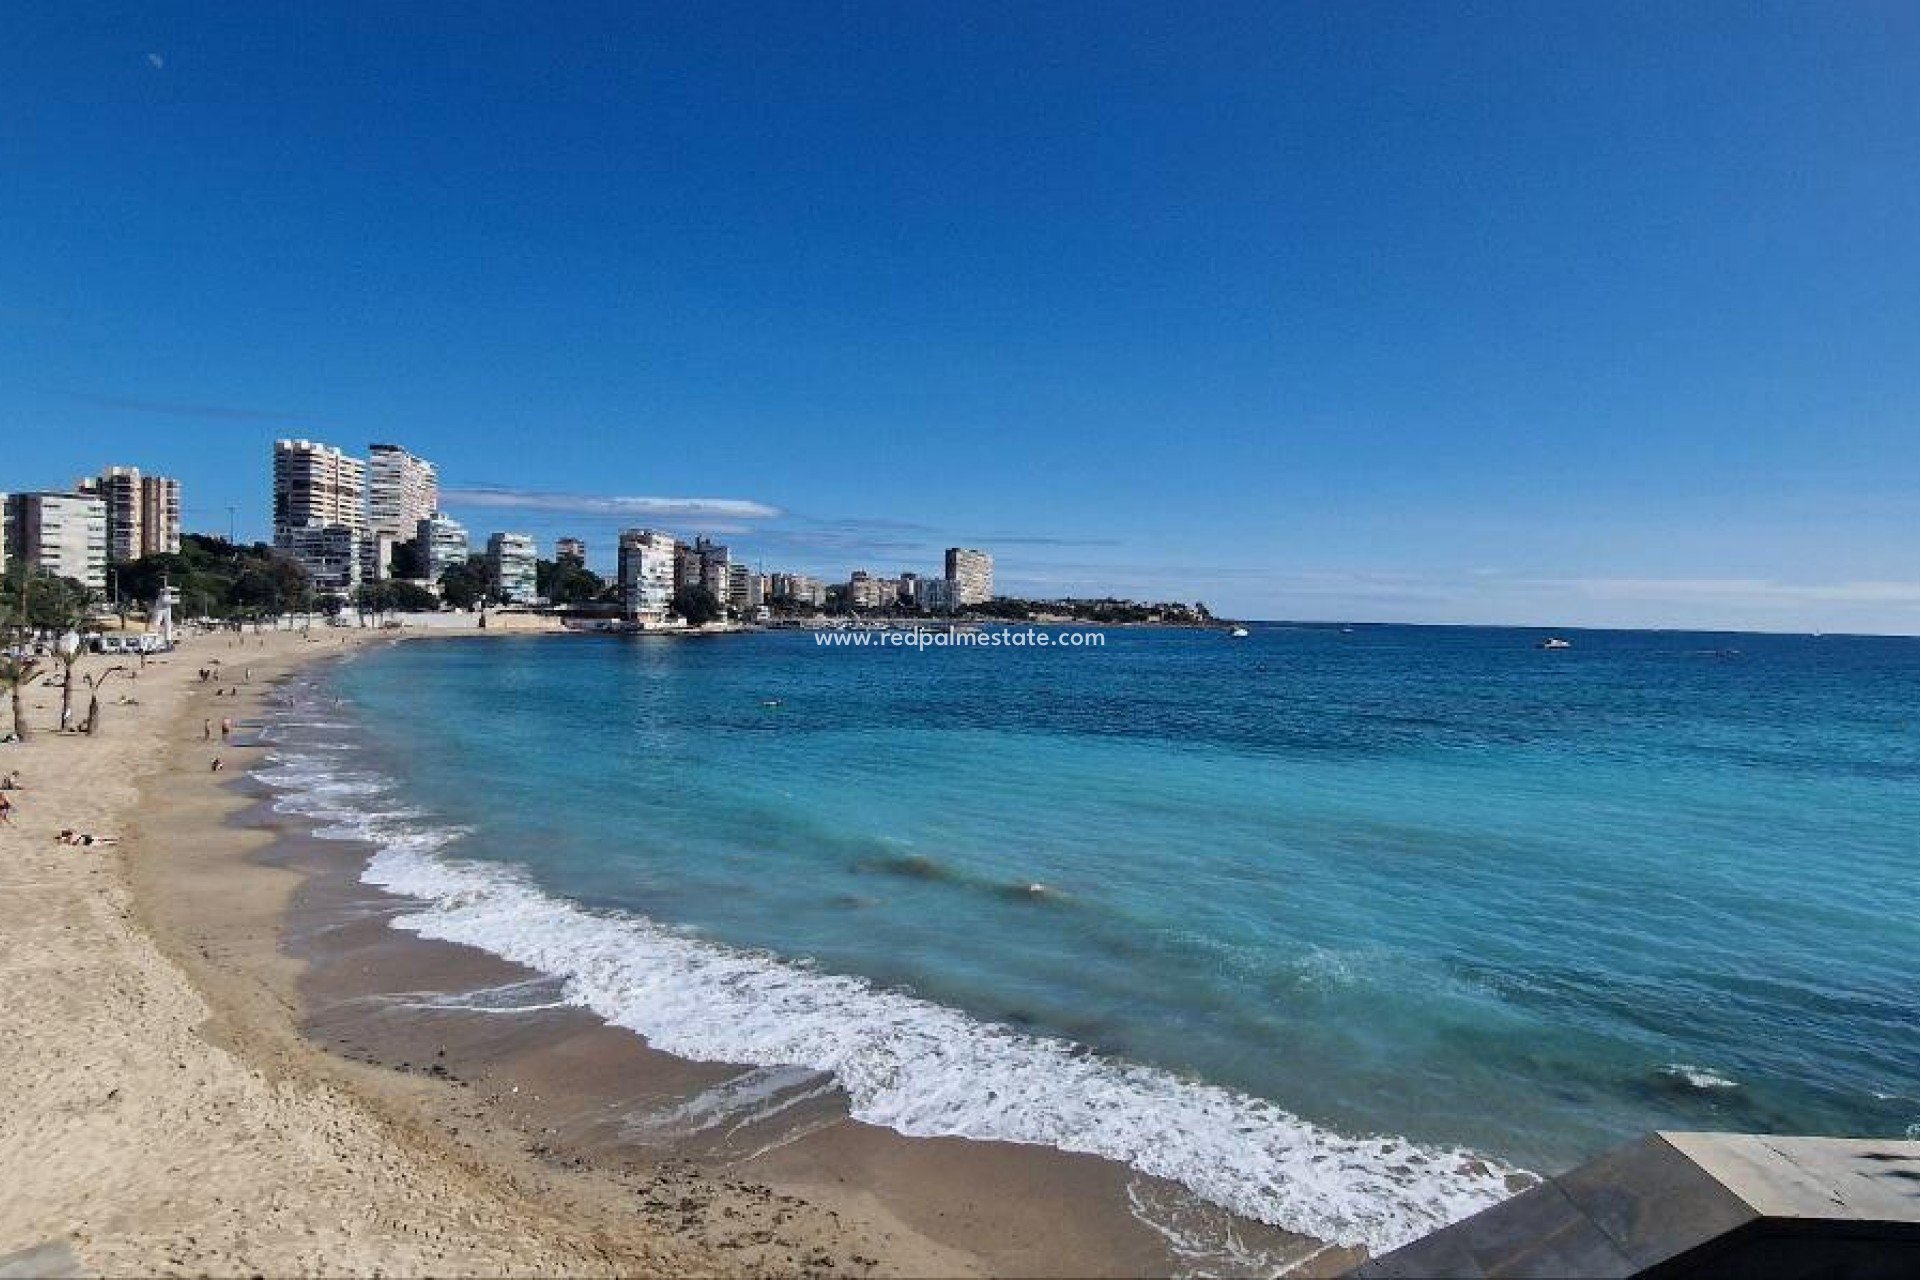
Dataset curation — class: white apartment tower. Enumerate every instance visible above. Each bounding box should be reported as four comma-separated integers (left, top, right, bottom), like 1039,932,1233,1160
3,492,108,591
273,439,366,537
76,466,183,562
81,467,144,563
368,444,439,580
486,532,539,604
617,529,677,622
274,439,367,596
944,547,994,606
418,512,470,581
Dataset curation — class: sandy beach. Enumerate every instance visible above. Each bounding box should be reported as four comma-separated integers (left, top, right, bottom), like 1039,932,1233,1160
0,622,710,1275
0,621,1351,1278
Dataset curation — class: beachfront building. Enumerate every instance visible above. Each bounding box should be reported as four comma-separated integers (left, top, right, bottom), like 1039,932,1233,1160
555,536,587,568
768,573,825,607
76,466,183,563
694,538,731,603
847,570,887,610
920,576,959,614
898,572,922,607
616,528,677,622
944,547,994,606
139,474,181,557
418,512,469,583
273,439,366,538
277,524,360,597
487,532,539,604
77,467,142,563
367,444,438,581
2,491,108,591
274,439,367,596
673,542,703,594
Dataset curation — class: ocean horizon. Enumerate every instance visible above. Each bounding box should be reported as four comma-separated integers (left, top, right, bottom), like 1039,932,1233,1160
257,623,1920,1253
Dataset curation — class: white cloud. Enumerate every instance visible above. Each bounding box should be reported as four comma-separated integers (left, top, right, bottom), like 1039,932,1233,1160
442,486,782,523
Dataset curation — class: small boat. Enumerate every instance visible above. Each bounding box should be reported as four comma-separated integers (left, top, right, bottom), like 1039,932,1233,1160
1229,626,1251,638
1537,636,1572,650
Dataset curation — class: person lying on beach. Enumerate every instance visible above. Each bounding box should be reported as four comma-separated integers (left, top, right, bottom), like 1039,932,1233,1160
0,771,20,790
210,758,224,772
55,830,117,847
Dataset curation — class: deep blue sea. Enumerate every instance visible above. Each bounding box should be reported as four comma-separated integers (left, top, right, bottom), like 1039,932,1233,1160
260,625,1920,1253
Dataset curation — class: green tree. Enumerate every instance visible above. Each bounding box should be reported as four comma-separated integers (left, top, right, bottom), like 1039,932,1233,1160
438,555,493,610
671,586,723,627
389,536,428,580
537,558,606,606
388,581,439,612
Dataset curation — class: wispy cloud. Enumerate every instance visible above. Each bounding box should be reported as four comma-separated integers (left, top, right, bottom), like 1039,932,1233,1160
442,485,783,523
979,534,1125,548
65,392,312,423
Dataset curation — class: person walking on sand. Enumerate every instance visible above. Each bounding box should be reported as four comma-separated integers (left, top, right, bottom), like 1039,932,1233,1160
0,793,13,824
220,716,233,741
203,718,213,741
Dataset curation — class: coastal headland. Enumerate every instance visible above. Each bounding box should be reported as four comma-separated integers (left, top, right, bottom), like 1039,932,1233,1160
0,620,1352,1277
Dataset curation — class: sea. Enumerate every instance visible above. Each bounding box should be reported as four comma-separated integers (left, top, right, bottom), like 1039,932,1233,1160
255,624,1920,1255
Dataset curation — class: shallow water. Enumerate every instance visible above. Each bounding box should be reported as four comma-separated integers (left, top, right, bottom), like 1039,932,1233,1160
258,624,1920,1251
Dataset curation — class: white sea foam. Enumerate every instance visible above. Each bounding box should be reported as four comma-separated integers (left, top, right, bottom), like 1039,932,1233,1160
257,743,1525,1253
1663,1063,1740,1090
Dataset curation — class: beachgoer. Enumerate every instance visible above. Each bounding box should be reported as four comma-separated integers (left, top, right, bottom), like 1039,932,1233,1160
0,771,20,790
221,717,233,740
203,719,213,741
210,758,224,772
0,793,13,824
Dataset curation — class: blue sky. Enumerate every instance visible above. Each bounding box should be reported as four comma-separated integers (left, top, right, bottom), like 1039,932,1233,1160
4,3,1918,630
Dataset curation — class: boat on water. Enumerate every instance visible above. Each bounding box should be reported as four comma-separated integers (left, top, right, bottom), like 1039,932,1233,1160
1229,626,1251,638
1537,636,1572,650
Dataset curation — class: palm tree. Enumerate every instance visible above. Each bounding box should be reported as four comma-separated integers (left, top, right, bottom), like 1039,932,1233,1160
81,665,132,735
0,653,41,741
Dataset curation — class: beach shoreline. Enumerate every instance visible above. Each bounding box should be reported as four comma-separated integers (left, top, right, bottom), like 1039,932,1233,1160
1,620,1352,1277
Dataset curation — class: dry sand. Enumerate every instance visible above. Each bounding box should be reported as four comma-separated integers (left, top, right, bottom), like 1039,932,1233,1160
0,623,713,1276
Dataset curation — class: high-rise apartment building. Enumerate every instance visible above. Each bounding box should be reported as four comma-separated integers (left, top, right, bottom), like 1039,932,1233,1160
944,547,994,606
3,492,108,591
919,577,959,613
769,573,825,607
486,532,539,604
80,467,143,563
555,537,587,568
277,525,360,596
847,569,887,609
694,538,731,603
273,439,367,537
139,475,182,556
616,529,677,622
273,439,367,597
367,444,438,580
75,466,183,562
418,513,470,582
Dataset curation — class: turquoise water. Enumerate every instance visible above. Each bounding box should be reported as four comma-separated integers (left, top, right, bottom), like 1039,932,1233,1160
269,625,1920,1249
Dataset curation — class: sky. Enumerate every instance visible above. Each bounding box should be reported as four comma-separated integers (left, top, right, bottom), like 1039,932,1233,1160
3,2,1918,631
